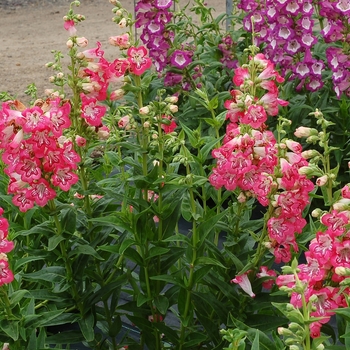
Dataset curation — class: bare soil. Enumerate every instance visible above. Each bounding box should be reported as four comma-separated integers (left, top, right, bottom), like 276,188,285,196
0,0,227,104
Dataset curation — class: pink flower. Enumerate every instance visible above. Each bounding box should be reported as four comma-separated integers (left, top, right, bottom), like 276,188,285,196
75,135,87,147
257,266,276,290
161,115,177,133
241,104,267,128
231,271,255,298
233,67,250,86
109,34,130,49
64,19,77,36
127,46,152,75
0,259,14,286
26,179,56,207
118,115,130,129
81,94,106,127
52,167,79,191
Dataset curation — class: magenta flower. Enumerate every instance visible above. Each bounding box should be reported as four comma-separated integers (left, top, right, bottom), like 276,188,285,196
170,50,192,69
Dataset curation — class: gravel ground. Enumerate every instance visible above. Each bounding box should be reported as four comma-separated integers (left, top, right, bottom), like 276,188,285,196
0,0,85,8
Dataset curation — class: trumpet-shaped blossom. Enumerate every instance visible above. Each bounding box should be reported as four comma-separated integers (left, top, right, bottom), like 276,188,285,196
277,184,350,338
0,99,81,212
127,46,152,75
210,52,314,264
231,272,255,298
238,0,322,92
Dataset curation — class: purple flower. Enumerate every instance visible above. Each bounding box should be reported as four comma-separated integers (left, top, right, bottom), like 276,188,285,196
170,50,192,69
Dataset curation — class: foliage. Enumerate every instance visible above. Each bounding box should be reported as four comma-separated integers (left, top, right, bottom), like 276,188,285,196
0,0,350,350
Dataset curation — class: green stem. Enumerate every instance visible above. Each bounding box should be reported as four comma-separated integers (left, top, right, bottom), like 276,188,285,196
179,163,198,350
48,200,83,314
0,288,16,319
252,203,274,268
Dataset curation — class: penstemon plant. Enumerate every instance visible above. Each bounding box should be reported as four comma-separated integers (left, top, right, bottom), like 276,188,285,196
1,0,350,349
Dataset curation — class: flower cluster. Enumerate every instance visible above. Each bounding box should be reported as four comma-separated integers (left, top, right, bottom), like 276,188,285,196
320,1,350,97
134,0,196,90
135,0,174,72
0,99,80,212
238,0,323,91
277,185,350,338
210,52,314,263
218,34,239,71
0,208,14,287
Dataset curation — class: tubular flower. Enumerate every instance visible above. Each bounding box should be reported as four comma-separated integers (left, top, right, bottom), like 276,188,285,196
0,99,81,212
277,184,350,338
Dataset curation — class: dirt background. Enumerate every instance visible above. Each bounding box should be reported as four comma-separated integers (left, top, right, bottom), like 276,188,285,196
0,0,227,104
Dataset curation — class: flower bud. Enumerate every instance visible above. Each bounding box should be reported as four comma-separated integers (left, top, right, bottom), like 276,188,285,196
66,39,74,48
315,345,324,350
237,192,247,203
56,72,64,79
139,106,150,115
118,115,130,129
311,208,322,218
285,139,302,153
152,133,158,140
143,121,150,128
294,126,316,138
97,126,110,140
110,89,124,101
289,345,300,350
335,266,350,276
169,104,178,113
306,135,319,144
333,198,350,211
298,164,322,177
118,18,127,28
75,135,86,147
76,37,88,47
165,96,178,103
76,52,85,60
301,149,319,159
316,175,328,187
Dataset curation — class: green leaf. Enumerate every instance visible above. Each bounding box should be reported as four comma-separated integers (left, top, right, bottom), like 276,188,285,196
150,274,185,288
229,315,278,350
154,295,169,315
48,235,66,251
193,265,212,284
137,293,151,307
251,331,259,350
184,332,208,347
61,207,76,234
68,244,104,260
119,238,135,254
78,312,95,343
0,319,19,341
195,256,226,269
24,267,66,283
181,192,192,222
10,289,30,305
45,331,85,344
148,246,170,259
179,122,199,148
14,255,47,271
